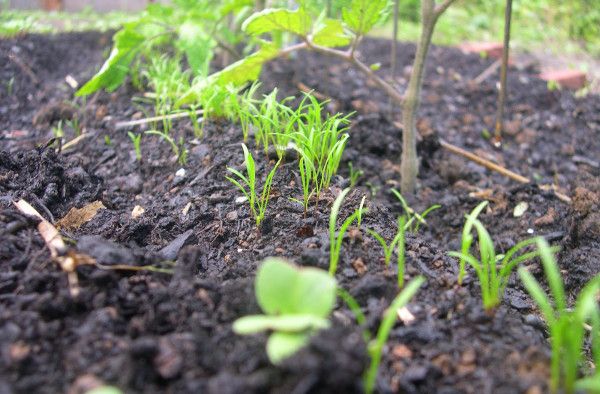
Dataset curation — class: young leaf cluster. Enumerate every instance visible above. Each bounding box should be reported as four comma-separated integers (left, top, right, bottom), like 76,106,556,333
226,143,281,227
233,257,336,364
450,201,551,311
519,239,600,394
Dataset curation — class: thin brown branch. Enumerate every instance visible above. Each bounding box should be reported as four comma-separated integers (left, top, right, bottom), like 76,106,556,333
115,109,204,130
434,0,459,17
439,139,530,184
303,40,405,105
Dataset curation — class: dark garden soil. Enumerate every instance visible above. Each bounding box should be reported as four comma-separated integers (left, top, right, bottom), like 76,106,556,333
1,31,599,394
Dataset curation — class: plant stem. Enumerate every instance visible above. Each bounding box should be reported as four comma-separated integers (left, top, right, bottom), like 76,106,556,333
494,0,513,144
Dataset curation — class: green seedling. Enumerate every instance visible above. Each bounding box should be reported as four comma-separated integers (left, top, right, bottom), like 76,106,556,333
226,144,281,227
233,257,336,364
295,154,316,217
85,386,123,394
66,116,81,137
457,201,489,284
366,226,403,267
450,210,552,311
127,132,142,162
291,94,351,206
348,161,364,188
519,239,600,394
396,216,407,289
390,189,440,233
52,120,64,139
104,135,112,146
364,276,425,394
145,130,187,165
328,188,367,276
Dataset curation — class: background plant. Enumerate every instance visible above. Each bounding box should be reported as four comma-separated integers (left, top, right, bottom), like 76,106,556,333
329,188,367,276
226,144,281,228
127,132,143,161
233,257,337,364
519,239,600,394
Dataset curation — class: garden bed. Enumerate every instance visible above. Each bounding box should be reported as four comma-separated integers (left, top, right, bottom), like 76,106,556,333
1,31,599,393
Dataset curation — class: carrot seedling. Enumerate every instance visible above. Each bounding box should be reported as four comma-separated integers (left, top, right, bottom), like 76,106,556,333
390,188,440,233
226,144,281,228
519,238,600,394
127,131,142,162
364,276,425,394
329,188,367,276
449,216,549,311
233,258,336,364
145,130,187,165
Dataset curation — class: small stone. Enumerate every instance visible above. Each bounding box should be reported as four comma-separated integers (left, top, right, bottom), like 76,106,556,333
397,306,416,325
392,344,413,359
175,168,186,177
226,211,238,221
235,196,248,204
131,205,145,219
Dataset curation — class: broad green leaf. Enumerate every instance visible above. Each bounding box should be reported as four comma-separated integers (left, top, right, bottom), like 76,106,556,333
76,28,145,96
292,268,337,317
219,0,253,16
312,18,351,47
233,314,330,334
243,8,311,36
176,45,278,106
178,21,214,76
256,258,298,315
266,332,309,364
255,258,336,317
342,0,388,36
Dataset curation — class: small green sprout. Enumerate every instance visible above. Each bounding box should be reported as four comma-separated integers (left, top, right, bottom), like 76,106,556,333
390,189,440,233
85,386,123,394
127,132,142,162
66,116,81,137
366,222,404,267
450,209,551,311
145,130,187,165
396,216,407,289
519,239,600,394
104,135,112,146
457,201,489,284
348,161,364,188
233,257,336,364
329,188,367,276
52,120,64,139
226,144,281,228
296,155,316,217
364,276,425,394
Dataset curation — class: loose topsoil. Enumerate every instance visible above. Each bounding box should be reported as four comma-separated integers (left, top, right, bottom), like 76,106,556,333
1,31,599,394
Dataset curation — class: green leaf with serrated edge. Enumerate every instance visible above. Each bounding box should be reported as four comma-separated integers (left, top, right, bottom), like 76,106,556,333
177,45,278,106
233,314,330,334
76,28,145,96
342,0,388,36
267,332,309,364
243,8,311,36
312,18,351,47
178,21,214,76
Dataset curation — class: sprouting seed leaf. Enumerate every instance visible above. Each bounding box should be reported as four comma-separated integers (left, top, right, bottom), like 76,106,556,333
266,332,309,364
255,258,336,317
369,63,381,71
233,314,330,334
513,201,529,217
243,8,311,36
312,18,351,47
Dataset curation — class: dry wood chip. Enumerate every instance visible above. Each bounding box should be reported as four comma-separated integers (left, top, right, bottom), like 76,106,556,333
56,201,105,231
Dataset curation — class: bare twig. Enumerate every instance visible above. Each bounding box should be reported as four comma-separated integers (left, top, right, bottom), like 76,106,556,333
494,0,513,144
8,52,39,85
473,59,501,85
115,109,204,130
296,81,331,101
439,139,530,184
